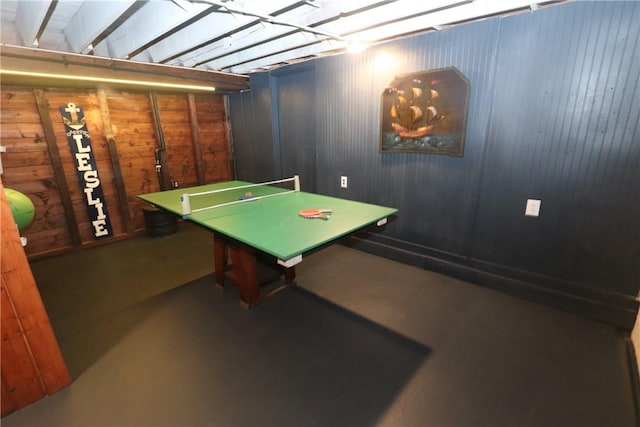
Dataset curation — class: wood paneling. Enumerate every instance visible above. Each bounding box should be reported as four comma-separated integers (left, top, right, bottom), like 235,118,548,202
38,89,125,245
188,94,205,185
0,60,234,419
1,86,232,258
2,89,75,253
0,179,71,417
157,93,199,189
194,94,233,183
97,89,134,234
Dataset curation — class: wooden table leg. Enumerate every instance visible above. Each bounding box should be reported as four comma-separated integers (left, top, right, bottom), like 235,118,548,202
215,234,298,308
229,244,259,308
284,266,296,284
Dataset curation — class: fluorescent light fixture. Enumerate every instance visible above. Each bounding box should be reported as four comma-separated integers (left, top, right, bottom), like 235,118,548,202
0,69,216,92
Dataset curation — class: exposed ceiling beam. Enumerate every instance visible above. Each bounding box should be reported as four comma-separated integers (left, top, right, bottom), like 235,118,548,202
0,44,249,92
202,0,544,73
125,4,219,60
92,1,218,60
199,0,350,42
170,0,397,70
200,0,471,72
15,0,55,47
0,0,573,78
138,0,308,65
88,1,148,55
64,0,138,53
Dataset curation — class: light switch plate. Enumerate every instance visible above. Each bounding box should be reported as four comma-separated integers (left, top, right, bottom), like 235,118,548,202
525,199,541,217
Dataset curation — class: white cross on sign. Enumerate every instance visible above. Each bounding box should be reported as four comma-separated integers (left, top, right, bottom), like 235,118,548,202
64,102,80,122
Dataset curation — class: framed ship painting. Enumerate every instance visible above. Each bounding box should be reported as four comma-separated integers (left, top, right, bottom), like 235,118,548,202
380,67,470,156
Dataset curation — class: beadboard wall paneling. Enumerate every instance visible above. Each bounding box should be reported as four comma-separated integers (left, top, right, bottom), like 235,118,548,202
228,1,640,327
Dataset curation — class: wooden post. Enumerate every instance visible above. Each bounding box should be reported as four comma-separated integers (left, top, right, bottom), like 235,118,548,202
33,89,81,247
97,89,134,235
149,92,172,190
0,178,71,417
188,94,205,185
223,95,235,179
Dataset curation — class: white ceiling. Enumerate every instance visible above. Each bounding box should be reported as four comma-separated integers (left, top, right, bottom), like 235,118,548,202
1,0,564,76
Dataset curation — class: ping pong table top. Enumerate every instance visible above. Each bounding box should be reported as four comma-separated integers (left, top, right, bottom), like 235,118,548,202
138,180,397,263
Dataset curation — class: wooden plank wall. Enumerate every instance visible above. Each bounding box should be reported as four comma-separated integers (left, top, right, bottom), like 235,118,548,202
1,178,72,417
1,87,233,259
194,94,234,183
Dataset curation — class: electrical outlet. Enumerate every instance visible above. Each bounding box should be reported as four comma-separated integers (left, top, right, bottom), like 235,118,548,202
525,199,541,217
340,176,348,188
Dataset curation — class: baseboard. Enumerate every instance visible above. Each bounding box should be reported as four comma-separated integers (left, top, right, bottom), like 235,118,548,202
343,232,638,330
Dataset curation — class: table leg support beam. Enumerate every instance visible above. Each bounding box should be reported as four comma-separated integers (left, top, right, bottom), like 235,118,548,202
214,233,297,308
229,245,260,307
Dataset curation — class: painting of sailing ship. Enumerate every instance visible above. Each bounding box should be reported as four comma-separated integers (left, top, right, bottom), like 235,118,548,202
380,67,470,156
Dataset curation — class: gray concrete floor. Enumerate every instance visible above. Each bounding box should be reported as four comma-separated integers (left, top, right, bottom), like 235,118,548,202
3,222,637,426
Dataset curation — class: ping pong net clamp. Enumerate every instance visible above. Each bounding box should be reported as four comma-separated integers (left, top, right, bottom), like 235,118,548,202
277,254,303,268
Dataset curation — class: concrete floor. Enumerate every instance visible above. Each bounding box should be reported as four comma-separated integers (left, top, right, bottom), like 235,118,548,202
3,222,637,426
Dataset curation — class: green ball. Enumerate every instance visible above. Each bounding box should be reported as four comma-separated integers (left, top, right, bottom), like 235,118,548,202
4,188,35,231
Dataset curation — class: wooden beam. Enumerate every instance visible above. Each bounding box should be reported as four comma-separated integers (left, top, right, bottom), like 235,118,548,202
14,0,53,47
33,89,82,248
149,92,172,191
97,89,134,235
1,45,249,92
224,95,236,179
188,94,205,185
63,1,138,54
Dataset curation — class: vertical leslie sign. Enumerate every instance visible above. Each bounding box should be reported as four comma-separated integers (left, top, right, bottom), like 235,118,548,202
60,102,113,239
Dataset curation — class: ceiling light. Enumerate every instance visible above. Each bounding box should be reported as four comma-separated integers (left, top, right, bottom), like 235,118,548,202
374,52,394,71
347,40,367,54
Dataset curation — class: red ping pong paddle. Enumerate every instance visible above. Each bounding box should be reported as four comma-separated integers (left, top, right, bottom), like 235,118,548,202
299,208,333,219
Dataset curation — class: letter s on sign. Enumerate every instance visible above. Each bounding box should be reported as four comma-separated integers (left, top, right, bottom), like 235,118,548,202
84,170,100,188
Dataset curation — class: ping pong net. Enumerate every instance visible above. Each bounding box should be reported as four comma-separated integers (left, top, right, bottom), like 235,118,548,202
180,175,300,216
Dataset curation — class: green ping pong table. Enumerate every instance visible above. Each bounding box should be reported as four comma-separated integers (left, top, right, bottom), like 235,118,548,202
139,179,397,307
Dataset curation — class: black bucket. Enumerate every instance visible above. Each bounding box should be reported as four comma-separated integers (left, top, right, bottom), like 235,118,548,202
143,207,178,237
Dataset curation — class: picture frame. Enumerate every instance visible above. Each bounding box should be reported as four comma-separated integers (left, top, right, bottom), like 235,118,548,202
380,67,470,156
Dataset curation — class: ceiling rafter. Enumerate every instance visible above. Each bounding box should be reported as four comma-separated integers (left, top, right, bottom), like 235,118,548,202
200,0,475,71
87,1,148,55
198,0,350,42
15,0,56,47
129,0,305,66
0,0,572,80
214,0,556,73
157,1,313,64
186,0,398,69
64,1,138,54
125,4,224,60
341,0,473,38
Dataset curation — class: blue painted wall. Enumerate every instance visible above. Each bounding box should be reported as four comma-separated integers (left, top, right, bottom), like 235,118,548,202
228,1,640,327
